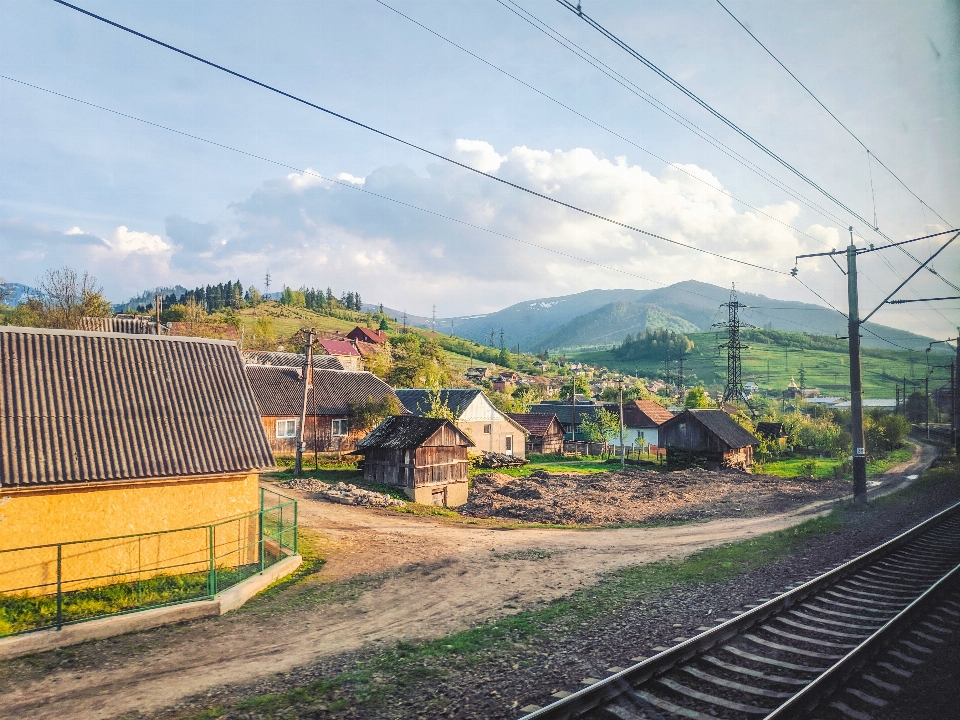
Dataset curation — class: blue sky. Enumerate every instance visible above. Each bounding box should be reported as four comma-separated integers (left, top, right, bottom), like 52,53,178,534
1,0,958,339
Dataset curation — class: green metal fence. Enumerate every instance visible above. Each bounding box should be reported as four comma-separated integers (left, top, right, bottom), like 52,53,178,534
0,488,297,638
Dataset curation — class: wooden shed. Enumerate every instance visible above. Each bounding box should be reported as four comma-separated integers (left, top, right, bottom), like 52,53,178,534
659,409,759,470
756,422,788,449
354,416,474,506
506,413,565,454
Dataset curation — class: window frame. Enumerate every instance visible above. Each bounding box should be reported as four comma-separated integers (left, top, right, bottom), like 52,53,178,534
276,418,298,438
483,423,492,434
331,418,349,437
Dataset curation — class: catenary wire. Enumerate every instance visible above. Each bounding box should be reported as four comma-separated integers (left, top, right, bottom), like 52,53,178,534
494,0,852,230
2,73,835,339
50,0,788,276
373,0,829,247
714,0,955,229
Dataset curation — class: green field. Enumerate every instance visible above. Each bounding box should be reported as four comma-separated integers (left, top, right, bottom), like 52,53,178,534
571,330,934,398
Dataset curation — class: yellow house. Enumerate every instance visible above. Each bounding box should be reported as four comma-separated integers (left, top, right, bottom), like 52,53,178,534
0,327,275,598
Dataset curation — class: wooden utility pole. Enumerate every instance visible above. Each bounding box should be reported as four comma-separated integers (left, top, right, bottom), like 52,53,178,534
295,328,316,477
618,375,625,468
154,293,162,334
846,231,867,504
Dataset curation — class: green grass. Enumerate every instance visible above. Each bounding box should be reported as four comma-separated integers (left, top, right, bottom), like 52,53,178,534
572,331,932,398
473,454,615,478
760,447,913,479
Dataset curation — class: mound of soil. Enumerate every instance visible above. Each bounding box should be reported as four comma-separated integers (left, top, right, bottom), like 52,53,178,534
460,468,851,525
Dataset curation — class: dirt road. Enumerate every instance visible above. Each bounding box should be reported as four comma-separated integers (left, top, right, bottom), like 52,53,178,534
0,442,936,720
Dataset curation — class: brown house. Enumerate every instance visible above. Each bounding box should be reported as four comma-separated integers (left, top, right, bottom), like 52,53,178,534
354,416,473,506
244,364,401,456
659,409,759,470
506,413,565,454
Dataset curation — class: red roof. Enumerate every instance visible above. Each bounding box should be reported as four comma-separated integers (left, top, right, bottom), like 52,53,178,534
318,338,360,357
347,326,388,344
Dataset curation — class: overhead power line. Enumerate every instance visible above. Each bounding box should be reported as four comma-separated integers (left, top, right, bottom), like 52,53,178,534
51,0,786,276
714,0,954,230
374,0,829,247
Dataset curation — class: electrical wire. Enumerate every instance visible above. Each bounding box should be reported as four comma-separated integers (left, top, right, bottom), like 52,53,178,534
494,0,851,231
49,0,788,276
714,0,955,229
553,0,885,240
373,0,829,247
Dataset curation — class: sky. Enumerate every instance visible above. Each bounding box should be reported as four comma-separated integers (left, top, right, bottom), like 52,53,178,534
1,0,958,340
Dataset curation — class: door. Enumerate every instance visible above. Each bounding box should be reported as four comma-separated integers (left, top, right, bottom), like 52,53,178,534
504,435,513,456
431,488,446,506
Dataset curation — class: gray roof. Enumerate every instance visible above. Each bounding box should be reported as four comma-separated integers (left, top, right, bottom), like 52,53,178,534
241,350,344,371
355,415,473,450
394,388,483,418
663,409,759,448
244,365,401,416
0,327,274,488
527,403,604,425
78,316,162,335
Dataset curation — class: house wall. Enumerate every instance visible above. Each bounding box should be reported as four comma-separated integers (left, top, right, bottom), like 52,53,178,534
527,432,564,454
361,446,470,507
0,474,260,595
328,354,362,371
261,415,358,456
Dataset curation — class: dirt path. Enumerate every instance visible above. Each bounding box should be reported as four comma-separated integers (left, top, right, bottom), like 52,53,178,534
0,443,936,720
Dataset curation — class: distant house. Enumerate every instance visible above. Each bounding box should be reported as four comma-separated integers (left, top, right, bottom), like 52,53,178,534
245,364,402,455
0,327,274,590
600,400,675,449
506,413,565,454
347,326,388,345
318,338,362,371
465,366,491,381
659,409,759,470
783,379,820,400
528,401,601,439
354,416,473,506
395,388,527,457
756,422,788,449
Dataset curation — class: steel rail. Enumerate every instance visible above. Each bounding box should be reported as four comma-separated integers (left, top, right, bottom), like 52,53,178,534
520,497,960,720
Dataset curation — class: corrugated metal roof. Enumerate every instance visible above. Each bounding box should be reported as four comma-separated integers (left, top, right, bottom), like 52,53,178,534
355,415,473,450
78,316,161,335
240,350,344,370
244,365,402,417
506,413,562,436
395,388,482,418
662,409,759,449
0,327,274,487
527,403,603,425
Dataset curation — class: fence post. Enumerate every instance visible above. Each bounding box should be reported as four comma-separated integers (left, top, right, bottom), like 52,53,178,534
56,544,63,630
259,506,265,574
207,525,215,596
293,500,299,556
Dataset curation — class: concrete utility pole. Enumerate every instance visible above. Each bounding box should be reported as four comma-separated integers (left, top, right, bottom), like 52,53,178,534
295,328,316,477
845,231,868,504
154,293,162,333
571,368,578,450
618,375,625,468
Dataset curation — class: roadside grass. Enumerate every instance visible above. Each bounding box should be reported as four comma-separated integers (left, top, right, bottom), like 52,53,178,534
477,455,614,478
760,447,912,480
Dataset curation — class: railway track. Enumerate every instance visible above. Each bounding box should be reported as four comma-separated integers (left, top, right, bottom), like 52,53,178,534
519,499,960,720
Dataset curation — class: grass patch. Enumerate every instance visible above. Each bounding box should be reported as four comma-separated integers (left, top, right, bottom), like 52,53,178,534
391,503,460,518
760,447,913,479
476,456,613,478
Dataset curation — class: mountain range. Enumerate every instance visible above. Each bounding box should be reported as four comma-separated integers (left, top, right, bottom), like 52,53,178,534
389,281,940,353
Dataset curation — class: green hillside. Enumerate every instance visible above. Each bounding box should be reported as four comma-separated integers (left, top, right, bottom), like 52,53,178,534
571,329,932,399
530,301,699,350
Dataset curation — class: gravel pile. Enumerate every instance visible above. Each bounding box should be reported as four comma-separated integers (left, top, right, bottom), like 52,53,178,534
278,479,406,507
460,467,849,525
474,452,530,469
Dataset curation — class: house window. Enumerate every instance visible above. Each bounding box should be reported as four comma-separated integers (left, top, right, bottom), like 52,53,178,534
505,435,513,455
483,424,492,434
331,419,349,437
276,419,298,438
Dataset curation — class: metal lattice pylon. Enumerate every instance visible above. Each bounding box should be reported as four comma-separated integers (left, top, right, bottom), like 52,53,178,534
714,284,754,404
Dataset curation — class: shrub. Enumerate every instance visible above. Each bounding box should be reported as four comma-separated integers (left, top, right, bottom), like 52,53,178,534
799,458,818,478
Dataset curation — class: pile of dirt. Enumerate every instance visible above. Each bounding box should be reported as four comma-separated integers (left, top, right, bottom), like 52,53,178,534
278,479,406,508
460,468,850,525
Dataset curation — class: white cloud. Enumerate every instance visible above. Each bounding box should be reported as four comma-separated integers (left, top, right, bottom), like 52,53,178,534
454,139,506,173
65,226,85,236
102,226,171,257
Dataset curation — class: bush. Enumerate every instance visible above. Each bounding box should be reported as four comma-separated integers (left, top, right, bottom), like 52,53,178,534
798,458,818,478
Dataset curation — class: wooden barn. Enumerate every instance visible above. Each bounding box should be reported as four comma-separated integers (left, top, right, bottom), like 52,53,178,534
506,413,565,454
354,416,473,506
756,422,788,449
659,409,759,470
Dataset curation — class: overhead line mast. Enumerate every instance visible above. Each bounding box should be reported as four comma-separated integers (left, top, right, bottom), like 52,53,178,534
714,285,753,405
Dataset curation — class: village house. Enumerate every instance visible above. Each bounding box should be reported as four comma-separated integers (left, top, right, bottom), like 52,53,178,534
353,416,473,506
465,366,492,381
783,378,820,400
659,409,759,470
0,326,274,590
244,362,402,456
317,338,363,371
395,388,527,457
600,399,675,449
506,413,565,454
346,326,388,345
242,349,345,370
527,400,602,439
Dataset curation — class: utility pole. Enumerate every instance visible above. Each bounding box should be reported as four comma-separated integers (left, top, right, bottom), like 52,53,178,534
571,367,578,451
264,270,271,296
402,310,407,334
925,375,930,440
716,284,752,404
618,374,625,468
295,328,316,477
499,327,505,351
845,230,868,505
154,293,162,334
677,353,685,402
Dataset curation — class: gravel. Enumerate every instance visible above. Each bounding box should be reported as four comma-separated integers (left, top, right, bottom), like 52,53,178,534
278,479,406,508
